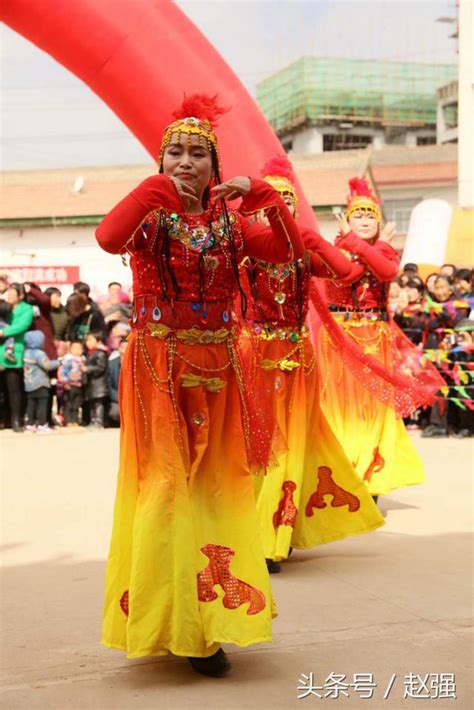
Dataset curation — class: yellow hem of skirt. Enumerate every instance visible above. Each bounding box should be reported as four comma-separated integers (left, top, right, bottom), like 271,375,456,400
268,516,385,561
101,635,273,659
365,478,425,496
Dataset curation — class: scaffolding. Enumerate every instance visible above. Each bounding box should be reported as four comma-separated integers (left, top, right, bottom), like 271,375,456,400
257,57,457,134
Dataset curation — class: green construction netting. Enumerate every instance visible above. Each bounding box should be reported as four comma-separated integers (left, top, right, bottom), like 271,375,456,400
257,57,457,131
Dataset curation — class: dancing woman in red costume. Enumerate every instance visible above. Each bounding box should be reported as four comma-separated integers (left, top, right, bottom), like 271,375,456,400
96,96,306,677
318,178,443,499
240,159,384,571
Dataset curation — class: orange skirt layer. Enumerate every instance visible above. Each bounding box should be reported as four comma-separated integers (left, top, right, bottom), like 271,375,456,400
245,335,385,562
318,318,425,495
102,330,275,658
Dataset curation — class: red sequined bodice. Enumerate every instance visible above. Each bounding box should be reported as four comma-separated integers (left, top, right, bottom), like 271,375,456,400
129,208,244,329
131,208,243,300
243,257,310,327
326,253,387,310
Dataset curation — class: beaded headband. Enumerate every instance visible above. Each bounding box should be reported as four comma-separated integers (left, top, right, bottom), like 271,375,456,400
159,116,220,167
345,196,381,222
263,175,299,213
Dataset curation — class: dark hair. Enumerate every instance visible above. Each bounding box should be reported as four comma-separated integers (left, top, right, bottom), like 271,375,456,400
108,281,122,289
85,331,104,347
157,145,247,315
73,281,90,296
66,293,87,317
0,301,12,319
454,268,472,282
435,274,454,286
403,263,418,273
441,263,456,274
425,272,438,286
7,282,26,300
407,279,424,293
45,287,61,297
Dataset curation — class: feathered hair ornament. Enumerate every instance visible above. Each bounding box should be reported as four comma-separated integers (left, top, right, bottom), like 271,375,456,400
261,154,298,215
159,94,228,166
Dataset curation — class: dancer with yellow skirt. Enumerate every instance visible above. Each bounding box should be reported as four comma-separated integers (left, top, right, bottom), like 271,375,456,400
96,96,308,676
240,158,385,572
318,178,444,500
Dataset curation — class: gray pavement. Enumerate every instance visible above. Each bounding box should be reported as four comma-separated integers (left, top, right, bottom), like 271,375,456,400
1,429,472,709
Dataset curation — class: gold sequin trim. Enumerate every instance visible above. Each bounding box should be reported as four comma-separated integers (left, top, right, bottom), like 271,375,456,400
146,322,232,345
260,357,301,372
181,373,227,392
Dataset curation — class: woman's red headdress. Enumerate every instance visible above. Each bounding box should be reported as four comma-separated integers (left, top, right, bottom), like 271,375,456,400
345,177,381,221
261,154,298,215
159,94,228,166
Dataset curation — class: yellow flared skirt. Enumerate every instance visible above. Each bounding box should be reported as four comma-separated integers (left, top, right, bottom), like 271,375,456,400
250,336,384,562
318,318,425,496
102,330,275,659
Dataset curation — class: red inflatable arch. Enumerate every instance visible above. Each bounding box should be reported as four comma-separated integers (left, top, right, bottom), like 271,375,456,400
2,0,317,227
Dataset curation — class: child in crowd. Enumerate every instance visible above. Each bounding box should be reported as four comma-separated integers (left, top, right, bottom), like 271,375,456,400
0,302,17,363
58,341,85,426
394,278,425,345
83,332,109,429
23,331,60,433
107,337,128,426
449,319,474,437
453,268,473,299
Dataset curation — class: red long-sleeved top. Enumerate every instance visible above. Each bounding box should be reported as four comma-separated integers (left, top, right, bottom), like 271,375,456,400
95,175,305,330
301,228,353,279
241,226,354,328
326,232,400,310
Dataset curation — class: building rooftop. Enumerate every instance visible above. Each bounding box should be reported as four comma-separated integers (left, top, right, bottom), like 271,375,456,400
257,57,457,135
292,144,457,206
0,144,458,222
0,164,155,221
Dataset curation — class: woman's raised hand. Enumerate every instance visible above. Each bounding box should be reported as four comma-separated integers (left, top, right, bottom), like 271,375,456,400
212,177,251,201
169,176,200,210
379,221,397,243
334,212,350,235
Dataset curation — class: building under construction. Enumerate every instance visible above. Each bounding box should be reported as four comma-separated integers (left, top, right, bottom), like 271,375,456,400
257,57,457,153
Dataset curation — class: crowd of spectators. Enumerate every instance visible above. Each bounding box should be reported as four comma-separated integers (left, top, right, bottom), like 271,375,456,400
0,264,472,437
388,263,474,437
0,278,130,433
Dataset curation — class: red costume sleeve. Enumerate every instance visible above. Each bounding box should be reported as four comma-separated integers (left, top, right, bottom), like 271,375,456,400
337,232,399,282
240,178,305,261
95,175,183,254
301,228,353,279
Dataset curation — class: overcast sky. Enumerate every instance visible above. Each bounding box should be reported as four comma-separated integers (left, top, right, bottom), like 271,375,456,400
1,0,457,171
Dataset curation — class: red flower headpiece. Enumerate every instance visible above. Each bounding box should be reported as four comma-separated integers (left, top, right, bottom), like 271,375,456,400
261,155,295,183
159,94,228,166
171,94,228,126
261,154,298,214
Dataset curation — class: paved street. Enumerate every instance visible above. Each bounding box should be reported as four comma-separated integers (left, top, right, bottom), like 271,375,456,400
1,429,472,709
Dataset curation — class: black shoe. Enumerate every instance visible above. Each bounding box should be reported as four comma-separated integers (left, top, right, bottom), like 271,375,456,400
455,428,472,438
421,425,448,438
266,558,281,574
12,420,23,433
187,648,230,677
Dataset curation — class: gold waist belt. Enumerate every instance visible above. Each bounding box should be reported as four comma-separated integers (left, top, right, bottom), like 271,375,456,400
146,322,233,345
